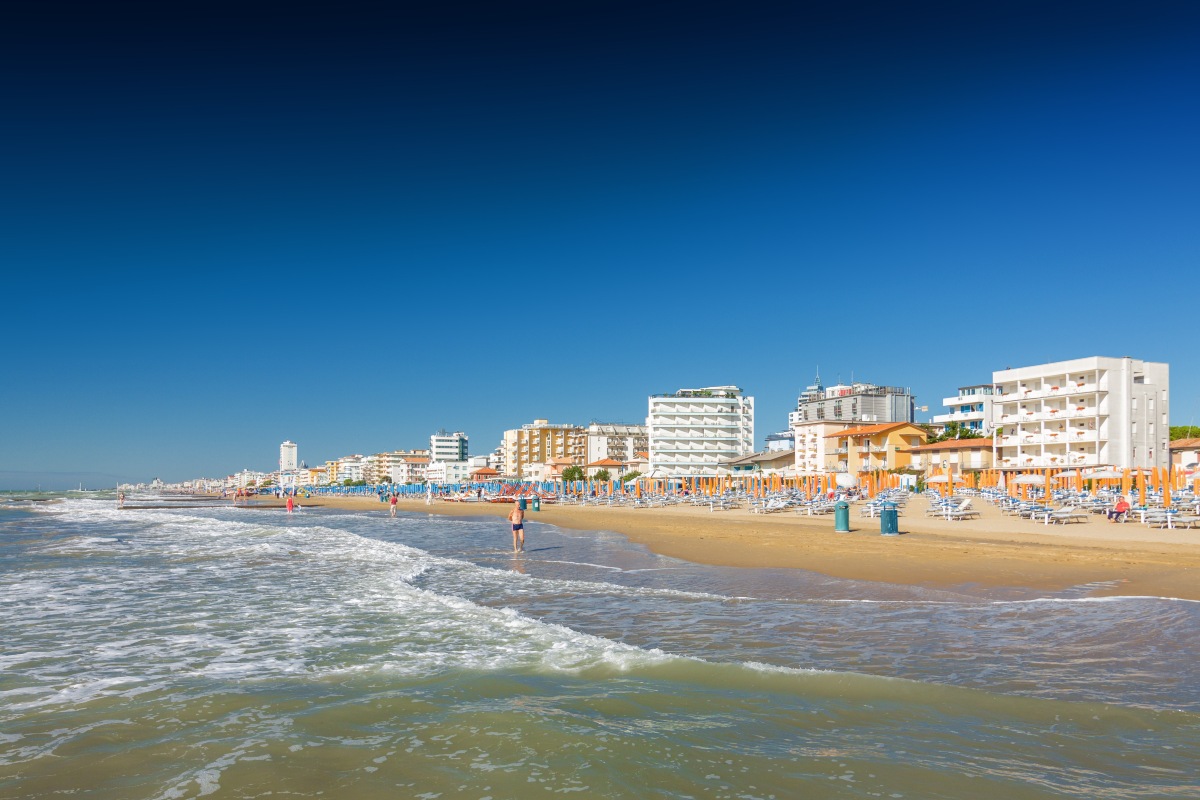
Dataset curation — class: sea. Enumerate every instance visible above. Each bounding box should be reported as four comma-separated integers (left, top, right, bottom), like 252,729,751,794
2,493,1198,799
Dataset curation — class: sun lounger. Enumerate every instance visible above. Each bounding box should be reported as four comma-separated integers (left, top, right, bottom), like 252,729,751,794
1046,510,1089,524
935,499,979,521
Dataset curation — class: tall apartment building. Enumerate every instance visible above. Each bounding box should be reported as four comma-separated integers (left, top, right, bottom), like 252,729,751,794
377,450,430,484
586,422,648,465
932,384,996,434
993,356,1169,471
335,455,365,483
647,386,754,477
501,419,586,479
787,374,915,426
391,455,429,484
430,430,469,462
363,453,386,485
764,430,795,452
279,440,298,472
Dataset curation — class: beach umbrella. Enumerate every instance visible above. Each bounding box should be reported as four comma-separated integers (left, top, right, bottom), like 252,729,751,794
1137,469,1147,505
1163,470,1172,508
1011,474,1046,484
1094,465,1128,479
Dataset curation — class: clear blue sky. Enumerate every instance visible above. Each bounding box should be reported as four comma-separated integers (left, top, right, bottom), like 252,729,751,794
2,0,1197,488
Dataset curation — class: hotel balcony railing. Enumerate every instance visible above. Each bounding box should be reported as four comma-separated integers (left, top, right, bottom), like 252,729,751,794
934,411,986,423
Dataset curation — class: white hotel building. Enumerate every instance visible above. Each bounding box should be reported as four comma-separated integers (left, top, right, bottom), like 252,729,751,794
993,356,1169,471
279,440,298,471
647,386,754,478
430,430,468,462
931,384,996,435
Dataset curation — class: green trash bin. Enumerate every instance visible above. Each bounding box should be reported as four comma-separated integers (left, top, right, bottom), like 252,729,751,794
518,498,528,511
834,500,850,532
880,502,899,536
532,496,541,512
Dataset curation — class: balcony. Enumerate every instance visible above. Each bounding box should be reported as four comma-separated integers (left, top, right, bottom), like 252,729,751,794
932,411,987,424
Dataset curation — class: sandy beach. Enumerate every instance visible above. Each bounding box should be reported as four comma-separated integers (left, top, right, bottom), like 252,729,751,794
249,494,1200,600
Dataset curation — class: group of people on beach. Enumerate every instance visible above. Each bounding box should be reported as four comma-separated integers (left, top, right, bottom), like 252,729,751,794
386,492,525,551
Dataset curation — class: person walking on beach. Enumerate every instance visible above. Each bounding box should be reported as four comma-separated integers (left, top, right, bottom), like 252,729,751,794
389,493,398,517
118,491,125,508
508,502,525,553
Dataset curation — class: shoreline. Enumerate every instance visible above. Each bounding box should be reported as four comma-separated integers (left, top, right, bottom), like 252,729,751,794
242,494,1200,600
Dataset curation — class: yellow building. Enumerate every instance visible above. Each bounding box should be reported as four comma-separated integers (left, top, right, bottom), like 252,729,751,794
502,419,586,479
824,422,928,474
902,438,995,476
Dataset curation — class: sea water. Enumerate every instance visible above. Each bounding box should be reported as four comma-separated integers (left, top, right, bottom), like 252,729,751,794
1,495,1197,799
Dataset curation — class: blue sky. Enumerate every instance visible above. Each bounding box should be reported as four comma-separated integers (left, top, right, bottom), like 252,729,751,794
2,0,1197,488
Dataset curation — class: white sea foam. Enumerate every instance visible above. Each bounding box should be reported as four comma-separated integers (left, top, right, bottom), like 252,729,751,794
5,496,1199,726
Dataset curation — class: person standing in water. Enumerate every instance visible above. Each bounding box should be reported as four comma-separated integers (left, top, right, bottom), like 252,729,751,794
508,502,525,553
389,493,398,517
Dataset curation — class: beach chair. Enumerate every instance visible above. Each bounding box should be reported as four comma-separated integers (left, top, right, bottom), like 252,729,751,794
942,499,979,521
1047,509,1089,524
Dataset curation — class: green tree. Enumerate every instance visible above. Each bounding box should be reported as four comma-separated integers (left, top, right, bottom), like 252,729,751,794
927,422,985,444
593,469,611,482
562,465,585,482
343,478,353,486
622,471,641,482
1170,426,1200,440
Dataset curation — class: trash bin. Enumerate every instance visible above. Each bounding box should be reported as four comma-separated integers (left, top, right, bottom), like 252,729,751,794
834,500,850,532
518,498,528,511
531,496,541,512
880,502,899,536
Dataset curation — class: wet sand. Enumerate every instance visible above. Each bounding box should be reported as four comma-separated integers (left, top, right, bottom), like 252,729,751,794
249,495,1200,600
